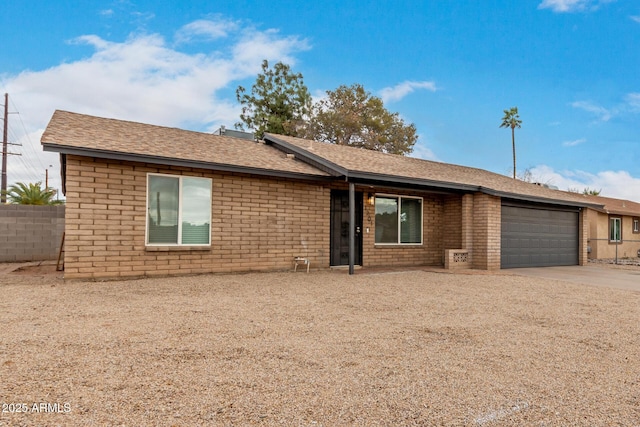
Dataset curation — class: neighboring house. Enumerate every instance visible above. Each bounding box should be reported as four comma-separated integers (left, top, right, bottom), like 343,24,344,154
42,110,603,280
581,195,640,260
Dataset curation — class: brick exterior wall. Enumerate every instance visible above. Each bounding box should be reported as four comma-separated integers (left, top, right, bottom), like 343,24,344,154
64,156,330,279
0,205,65,262
66,155,592,278
471,193,501,270
362,193,443,267
360,189,455,268
442,195,462,250
64,156,473,280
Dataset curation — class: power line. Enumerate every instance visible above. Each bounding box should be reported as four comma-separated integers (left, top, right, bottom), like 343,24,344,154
7,96,46,183
0,86,61,195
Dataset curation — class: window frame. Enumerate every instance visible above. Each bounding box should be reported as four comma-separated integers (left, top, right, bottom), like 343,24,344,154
633,217,640,234
374,194,423,245
145,173,212,247
609,216,622,243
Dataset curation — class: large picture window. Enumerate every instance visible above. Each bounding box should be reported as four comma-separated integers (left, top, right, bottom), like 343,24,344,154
609,217,622,243
375,195,422,244
147,174,212,246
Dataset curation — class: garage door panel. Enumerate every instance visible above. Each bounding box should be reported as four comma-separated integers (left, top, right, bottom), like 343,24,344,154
501,204,578,268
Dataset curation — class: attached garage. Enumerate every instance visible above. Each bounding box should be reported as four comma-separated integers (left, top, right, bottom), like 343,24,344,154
501,202,579,268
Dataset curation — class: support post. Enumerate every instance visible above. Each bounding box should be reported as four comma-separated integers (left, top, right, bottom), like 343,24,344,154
349,182,355,275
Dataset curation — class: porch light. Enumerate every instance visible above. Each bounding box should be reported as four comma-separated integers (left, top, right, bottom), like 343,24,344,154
368,193,375,206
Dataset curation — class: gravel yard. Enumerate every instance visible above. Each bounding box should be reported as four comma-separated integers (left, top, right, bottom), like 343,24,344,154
1,266,639,426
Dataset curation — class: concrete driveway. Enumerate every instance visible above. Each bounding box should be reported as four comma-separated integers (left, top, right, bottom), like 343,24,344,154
509,265,640,292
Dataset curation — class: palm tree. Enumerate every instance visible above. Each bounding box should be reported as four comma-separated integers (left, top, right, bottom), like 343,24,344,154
3,181,60,205
500,107,522,179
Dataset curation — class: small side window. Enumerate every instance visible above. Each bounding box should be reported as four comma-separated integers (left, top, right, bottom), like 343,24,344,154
609,217,622,243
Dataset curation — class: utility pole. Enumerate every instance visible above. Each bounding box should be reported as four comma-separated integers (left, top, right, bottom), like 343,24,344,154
1,93,8,203
0,94,23,203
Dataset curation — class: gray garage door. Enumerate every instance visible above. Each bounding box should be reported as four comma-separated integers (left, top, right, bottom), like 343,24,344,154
501,204,579,268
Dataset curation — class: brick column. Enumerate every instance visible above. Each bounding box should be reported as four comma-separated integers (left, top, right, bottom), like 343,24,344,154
579,208,588,265
471,193,501,270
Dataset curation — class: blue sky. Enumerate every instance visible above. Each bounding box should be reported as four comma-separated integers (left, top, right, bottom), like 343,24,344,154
1,0,639,201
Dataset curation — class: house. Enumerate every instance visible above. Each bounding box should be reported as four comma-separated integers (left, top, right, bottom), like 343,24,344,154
41,110,604,280
581,195,640,260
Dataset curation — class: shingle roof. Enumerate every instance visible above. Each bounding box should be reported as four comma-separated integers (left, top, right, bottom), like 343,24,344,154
265,133,604,208
578,194,640,216
40,110,613,210
41,111,330,179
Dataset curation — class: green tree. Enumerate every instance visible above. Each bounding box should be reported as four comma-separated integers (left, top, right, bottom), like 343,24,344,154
3,182,61,205
568,187,602,196
582,187,601,196
235,60,312,138
500,106,522,179
302,84,417,155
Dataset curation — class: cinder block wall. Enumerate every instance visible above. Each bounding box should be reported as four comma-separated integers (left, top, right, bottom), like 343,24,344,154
0,205,65,262
63,155,331,279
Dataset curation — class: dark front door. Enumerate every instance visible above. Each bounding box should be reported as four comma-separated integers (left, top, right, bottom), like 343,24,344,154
330,190,363,266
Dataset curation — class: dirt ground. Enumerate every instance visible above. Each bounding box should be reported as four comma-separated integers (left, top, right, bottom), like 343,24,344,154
0,265,639,426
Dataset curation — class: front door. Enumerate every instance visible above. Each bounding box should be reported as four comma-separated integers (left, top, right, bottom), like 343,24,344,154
330,190,363,266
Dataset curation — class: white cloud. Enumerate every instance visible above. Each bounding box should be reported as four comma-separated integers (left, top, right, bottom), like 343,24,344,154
1,17,310,192
131,11,155,22
379,81,437,103
529,165,640,202
562,137,586,147
3,18,309,131
231,29,310,75
570,94,640,122
175,18,239,43
538,0,585,12
571,100,612,122
411,139,439,161
625,92,640,111
631,15,640,23
538,0,615,13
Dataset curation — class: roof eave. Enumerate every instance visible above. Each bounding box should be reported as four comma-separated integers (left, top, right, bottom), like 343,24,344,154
263,134,347,177
347,171,478,192
42,143,332,182
603,209,640,217
482,187,604,209
352,174,601,208
239,135,606,209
